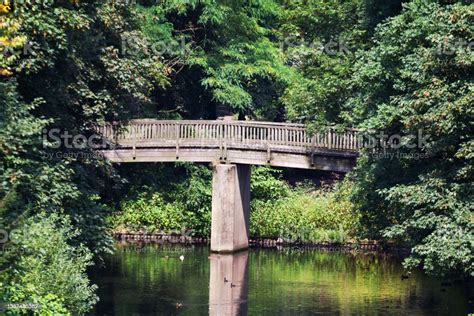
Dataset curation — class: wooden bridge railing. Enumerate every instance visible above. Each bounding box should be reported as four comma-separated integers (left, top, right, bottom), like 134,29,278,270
96,119,362,153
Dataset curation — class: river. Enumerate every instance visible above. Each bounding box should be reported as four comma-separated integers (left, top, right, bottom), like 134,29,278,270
91,242,472,315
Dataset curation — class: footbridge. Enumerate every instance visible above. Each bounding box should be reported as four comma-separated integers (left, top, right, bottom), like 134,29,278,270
98,119,362,253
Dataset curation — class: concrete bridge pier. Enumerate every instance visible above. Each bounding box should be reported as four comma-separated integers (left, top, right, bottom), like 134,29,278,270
211,164,250,253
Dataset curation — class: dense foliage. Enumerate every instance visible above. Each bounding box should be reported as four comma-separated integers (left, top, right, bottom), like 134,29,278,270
108,165,358,243
1,213,97,314
109,163,212,236
0,0,168,313
347,0,473,277
250,169,358,242
133,0,297,119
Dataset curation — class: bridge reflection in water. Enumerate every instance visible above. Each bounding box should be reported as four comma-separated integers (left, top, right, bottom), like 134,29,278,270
209,251,249,316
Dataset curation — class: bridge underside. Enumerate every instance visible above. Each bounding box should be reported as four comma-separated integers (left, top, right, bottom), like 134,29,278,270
102,147,357,252
100,147,357,173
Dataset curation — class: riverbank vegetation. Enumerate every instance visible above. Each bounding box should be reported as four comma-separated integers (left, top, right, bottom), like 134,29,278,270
0,0,472,314
108,165,359,243
250,171,358,243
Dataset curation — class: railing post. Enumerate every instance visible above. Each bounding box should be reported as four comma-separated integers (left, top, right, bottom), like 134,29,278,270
328,130,332,150
132,124,136,159
219,123,223,161
176,123,180,159
266,141,271,163
223,124,227,161
310,134,316,166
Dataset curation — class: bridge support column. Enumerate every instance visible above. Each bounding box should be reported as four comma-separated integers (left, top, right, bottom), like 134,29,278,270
211,164,250,253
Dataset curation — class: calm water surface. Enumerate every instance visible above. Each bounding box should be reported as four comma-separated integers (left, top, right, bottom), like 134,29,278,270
91,243,473,315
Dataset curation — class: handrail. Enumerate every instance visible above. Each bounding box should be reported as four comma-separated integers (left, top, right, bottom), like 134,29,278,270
101,119,360,131
96,119,363,152
125,119,306,127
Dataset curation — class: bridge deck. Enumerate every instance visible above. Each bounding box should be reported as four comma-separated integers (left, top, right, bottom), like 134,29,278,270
97,120,361,172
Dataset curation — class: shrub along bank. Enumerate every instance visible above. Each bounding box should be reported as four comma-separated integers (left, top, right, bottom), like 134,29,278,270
108,165,359,244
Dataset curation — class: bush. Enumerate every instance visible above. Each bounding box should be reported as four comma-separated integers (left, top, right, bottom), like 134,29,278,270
250,167,291,201
0,213,98,315
109,166,359,244
109,164,212,236
250,180,358,243
170,165,212,236
109,192,186,233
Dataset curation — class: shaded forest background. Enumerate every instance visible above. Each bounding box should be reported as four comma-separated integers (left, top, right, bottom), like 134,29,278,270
0,0,472,313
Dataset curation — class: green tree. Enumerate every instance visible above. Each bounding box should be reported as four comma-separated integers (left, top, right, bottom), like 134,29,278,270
1,0,169,313
138,0,295,119
347,0,473,276
279,0,366,126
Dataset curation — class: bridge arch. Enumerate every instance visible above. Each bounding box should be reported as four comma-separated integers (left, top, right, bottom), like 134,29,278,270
97,119,360,172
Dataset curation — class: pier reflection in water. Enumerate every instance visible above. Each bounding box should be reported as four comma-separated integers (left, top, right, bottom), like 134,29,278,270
209,251,248,316
91,243,473,315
